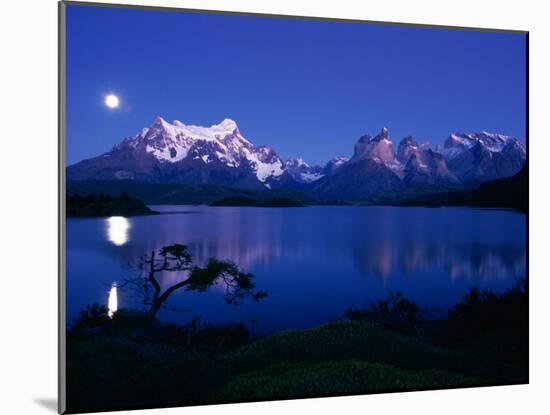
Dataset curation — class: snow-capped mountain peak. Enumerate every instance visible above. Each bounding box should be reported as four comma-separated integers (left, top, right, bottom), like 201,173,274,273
107,116,286,185
443,131,519,158
217,118,239,131
321,156,350,175
130,116,253,161
345,128,524,185
286,157,308,167
378,127,390,140
352,127,395,165
68,119,526,192
439,131,525,182
284,157,324,183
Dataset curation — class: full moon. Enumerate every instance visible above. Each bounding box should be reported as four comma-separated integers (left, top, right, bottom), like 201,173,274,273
105,94,119,108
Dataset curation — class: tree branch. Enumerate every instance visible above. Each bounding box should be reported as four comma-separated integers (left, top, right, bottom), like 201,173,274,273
148,250,161,301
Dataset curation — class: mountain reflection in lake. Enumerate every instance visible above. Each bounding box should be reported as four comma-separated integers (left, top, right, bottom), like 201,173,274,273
66,206,526,333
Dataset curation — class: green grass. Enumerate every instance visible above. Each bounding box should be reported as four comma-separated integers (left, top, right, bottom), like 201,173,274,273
223,321,523,383
66,319,527,413
217,360,481,401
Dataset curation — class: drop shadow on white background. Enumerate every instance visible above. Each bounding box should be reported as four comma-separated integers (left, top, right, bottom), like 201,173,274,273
34,398,57,413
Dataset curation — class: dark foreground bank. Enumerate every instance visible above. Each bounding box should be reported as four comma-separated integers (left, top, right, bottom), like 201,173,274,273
65,282,527,413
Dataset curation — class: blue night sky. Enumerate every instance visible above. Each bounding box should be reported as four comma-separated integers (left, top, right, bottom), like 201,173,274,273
66,4,526,166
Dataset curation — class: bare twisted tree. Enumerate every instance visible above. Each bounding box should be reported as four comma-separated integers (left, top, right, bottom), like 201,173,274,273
120,244,267,317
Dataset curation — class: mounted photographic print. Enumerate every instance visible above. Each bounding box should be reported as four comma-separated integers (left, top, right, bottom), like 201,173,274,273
59,1,528,413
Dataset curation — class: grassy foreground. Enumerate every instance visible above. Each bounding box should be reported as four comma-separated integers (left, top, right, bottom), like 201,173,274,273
66,309,526,413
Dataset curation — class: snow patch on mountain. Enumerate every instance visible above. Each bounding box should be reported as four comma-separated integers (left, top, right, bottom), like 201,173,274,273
322,156,350,175
284,157,324,183
243,146,285,182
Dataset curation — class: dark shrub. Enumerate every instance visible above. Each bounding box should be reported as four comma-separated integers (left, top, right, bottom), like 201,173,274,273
345,290,421,336
435,279,527,345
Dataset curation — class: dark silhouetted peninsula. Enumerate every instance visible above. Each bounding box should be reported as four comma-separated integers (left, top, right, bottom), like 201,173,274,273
67,193,158,217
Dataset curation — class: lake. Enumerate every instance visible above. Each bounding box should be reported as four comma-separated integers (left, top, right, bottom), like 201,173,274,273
66,206,526,333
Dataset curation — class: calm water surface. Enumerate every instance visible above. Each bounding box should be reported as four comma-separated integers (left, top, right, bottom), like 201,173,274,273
66,206,526,333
